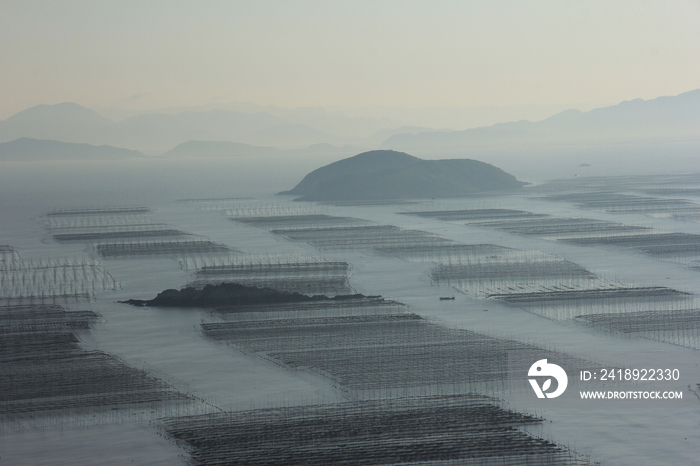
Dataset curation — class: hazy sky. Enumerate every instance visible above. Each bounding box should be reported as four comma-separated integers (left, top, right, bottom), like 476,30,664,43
1,0,699,120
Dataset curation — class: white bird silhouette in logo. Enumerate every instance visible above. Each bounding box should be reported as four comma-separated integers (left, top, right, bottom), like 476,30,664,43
528,359,568,398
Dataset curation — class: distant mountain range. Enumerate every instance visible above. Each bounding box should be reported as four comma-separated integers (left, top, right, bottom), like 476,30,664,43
280,150,524,201
0,104,312,152
382,89,700,151
0,102,422,152
0,137,357,161
2,89,698,155
0,138,144,161
7,102,113,126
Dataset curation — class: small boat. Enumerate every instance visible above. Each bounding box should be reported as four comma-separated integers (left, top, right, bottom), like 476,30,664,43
439,296,455,301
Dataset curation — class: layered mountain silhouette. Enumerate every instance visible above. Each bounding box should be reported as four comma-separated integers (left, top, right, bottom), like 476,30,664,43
0,103,368,151
7,102,113,126
382,89,700,151
0,104,330,152
279,150,524,201
0,138,144,161
1,103,119,150
2,89,698,154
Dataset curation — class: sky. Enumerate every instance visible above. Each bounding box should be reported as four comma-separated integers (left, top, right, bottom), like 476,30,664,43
1,0,699,120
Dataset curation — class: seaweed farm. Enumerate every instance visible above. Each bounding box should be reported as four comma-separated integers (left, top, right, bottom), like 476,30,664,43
161,396,590,466
400,211,700,348
202,307,595,399
232,213,372,230
406,212,700,348
476,216,649,239
228,207,480,259
51,224,188,242
273,224,450,251
192,254,353,295
225,207,525,268
249,204,700,377
453,208,700,267
490,286,688,304
41,207,186,242
405,235,606,315
418,235,697,323
538,192,700,216
235,209,473,257
430,252,596,292
530,174,700,219
44,207,152,217
485,280,694,321
574,308,700,350
401,205,700,272
0,304,191,431
43,207,186,243
41,207,152,228
401,208,650,239
187,293,600,465
564,232,700,263
224,201,324,219
42,207,234,260
0,248,118,302
231,205,700,353
321,199,423,206
529,173,700,195
213,296,406,320
375,242,514,262
401,208,547,223
96,239,232,258
4,174,700,465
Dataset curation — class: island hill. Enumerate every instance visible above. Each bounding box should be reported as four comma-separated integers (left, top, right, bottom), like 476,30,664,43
278,150,525,201
121,282,369,308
